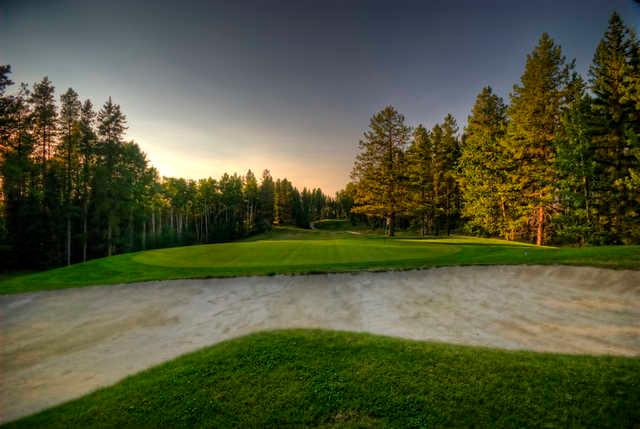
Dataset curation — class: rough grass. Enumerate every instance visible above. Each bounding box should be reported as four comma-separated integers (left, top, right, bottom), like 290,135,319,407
4,330,639,428
2,226,639,294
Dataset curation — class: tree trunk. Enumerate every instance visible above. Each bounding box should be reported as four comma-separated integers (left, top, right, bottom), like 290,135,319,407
107,221,112,257
151,209,156,241
433,177,440,236
204,203,209,242
499,198,510,241
66,123,72,266
584,175,591,236
387,213,395,237
445,181,451,236
82,202,88,262
129,208,134,251
142,220,146,250
66,216,71,266
536,206,544,246
421,189,426,237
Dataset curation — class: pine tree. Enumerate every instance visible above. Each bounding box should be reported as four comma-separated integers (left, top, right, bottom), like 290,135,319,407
0,67,40,264
274,178,294,225
504,33,571,245
29,77,59,263
440,114,460,235
351,106,410,236
291,187,306,228
459,87,512,238
619,41,640,239
429,123,444,234
244,169,258,233
405,124,433,236
0,65,15,151
257,169,275,229
29,77,57,186
301,188,313,226
58,88,81,265
554,75,598,244
78,100,96,261
588,12,640,243
219,173,244,237
96,97,127,256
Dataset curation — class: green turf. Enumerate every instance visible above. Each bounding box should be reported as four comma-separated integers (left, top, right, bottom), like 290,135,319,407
1,226,639,294
4,329,639,428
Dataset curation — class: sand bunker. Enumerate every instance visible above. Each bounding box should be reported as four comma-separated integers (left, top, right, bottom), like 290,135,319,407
1,265,639,422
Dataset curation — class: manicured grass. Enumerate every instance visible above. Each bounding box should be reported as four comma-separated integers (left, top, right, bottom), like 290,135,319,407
312,218,363,231
1,226,639,294
4,329,639,428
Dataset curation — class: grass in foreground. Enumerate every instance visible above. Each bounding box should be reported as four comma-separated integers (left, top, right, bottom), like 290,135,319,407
2,225,639,294
5,330,639,428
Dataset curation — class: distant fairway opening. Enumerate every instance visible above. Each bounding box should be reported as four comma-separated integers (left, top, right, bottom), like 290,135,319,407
2,227,639,294
131,238,462,268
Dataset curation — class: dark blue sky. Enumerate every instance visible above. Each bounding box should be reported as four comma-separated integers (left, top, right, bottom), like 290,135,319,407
2,0,639,193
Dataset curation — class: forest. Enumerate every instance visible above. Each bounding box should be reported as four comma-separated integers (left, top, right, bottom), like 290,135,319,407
349,12,640,246
0,75,338,269
1,12,639,270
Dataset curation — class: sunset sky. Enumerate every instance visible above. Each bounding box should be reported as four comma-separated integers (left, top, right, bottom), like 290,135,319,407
2,0,639,194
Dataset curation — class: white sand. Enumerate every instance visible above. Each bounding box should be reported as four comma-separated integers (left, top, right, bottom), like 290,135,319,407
1,265,639,423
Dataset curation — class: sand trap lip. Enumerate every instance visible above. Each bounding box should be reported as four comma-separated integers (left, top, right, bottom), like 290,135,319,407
1,265,639,423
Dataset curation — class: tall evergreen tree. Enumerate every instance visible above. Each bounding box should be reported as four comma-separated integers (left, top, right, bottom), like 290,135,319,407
0,65,15,152
29,77,58,263
96,97,127,256
439,114,461,235
459,87,512,238
29,77,57,185
405,124,433,236
588,12,640,243
335,182,356,221
257,169,275,229
0,67,39,265
555,77,598,244
244,169,258,233
218,173,244,238
505,33,572,245
78,100,96,261
620,41,640,235
351,106,410,236
58,88,81,265
429,123,444,234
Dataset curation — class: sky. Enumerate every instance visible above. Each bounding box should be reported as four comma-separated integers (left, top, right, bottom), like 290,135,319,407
2,0,639,194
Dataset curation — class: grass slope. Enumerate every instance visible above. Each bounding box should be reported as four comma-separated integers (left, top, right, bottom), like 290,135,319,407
4,330,639,428
2,226,640,294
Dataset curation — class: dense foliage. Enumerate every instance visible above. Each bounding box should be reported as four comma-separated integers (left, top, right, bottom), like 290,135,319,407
0,74,336,269
349,13,639,245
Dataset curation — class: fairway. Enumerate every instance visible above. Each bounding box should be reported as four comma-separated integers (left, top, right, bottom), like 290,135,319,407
134,236,461,268
2,226,640,294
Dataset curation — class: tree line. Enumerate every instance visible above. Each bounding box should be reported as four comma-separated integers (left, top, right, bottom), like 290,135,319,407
1,12,637,269
348,12,639,246
0,71,336,269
